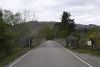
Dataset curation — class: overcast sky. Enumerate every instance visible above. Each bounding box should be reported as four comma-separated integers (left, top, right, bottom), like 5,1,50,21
0,0,100,25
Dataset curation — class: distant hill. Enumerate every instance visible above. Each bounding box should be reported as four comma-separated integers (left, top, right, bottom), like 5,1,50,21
14,21,56,36
76,24,97,30
14,21,98,36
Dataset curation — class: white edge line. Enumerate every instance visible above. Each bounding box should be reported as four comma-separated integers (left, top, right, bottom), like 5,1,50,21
58,43,93,67
9,50,33,67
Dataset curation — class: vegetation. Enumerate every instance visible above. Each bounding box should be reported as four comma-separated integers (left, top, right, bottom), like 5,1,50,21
53,11,100,56
0,7,100,66
70,47,100,57
0,9,41,67
84,27,100,48
68,24,100,56
0,10,13,57
39,25,55,40
0,48,31,67
54,11,76,38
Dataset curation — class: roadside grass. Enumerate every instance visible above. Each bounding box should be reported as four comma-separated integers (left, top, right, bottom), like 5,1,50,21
69,47,100,57
0,48,32,67
0,40,42,67
56,39,100,57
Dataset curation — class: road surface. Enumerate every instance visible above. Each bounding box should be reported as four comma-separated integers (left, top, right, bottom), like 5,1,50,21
8,40,93,67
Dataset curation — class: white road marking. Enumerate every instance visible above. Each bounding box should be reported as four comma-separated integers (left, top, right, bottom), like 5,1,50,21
58,43,93,67
9,50,33,67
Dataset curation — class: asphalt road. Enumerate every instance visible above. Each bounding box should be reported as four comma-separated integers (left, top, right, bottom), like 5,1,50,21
8,40,93,67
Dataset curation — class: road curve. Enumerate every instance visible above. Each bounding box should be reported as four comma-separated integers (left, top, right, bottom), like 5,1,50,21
8,40,92,67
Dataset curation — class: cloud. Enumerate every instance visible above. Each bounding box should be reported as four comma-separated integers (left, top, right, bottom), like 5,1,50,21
0,0,100,25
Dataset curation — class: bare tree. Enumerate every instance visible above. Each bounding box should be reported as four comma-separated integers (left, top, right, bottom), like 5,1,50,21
31,12,38,21
21,9,30,22
21,9,38,22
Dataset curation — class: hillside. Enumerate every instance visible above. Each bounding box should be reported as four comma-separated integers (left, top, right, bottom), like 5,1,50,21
76,24,97,30
14,21,98,36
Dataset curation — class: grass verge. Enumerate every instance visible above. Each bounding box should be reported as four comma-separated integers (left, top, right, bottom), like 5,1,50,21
0,48,32,67
69,47,100,57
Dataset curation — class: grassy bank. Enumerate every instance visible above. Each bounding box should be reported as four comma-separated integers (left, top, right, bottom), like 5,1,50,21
0,39,42,67
56,39,100,57
0,48,32,67
69,47,100,57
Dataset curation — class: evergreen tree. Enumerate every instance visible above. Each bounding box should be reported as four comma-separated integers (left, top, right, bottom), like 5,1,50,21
55,11,76,38
60,11,76,35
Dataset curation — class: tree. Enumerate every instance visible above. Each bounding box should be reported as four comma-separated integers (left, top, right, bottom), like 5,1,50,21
61,11,76,34
0,9,3,22
13,12,22,24
68,20,76,34
61,11,71,24
54,11,76,38
3,10,22,25
39,25,54,40
0,10,13,56
3,10,14,25
21,9,30,22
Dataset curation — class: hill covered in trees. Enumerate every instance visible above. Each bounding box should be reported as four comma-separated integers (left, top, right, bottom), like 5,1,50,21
20,21,98,34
